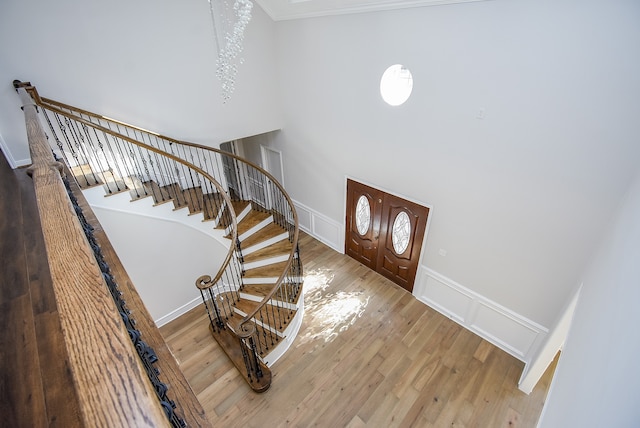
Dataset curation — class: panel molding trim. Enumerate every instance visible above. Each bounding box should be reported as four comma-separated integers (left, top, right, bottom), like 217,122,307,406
292,199,344,253
414,267,549,363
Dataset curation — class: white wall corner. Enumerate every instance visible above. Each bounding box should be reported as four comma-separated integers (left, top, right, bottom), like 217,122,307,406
414,266,548,364
293,199,344,253
518,283,582,394
0,133,30,169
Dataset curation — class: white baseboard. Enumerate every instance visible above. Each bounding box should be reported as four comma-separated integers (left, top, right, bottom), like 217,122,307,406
0,133,31,169
414,267,548,363
292,199,343,253
155,296,202,327
262,292,305,367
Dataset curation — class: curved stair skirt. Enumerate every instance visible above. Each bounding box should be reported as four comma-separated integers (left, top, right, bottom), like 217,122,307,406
261,292,305,367
80,182,305,367
81,184,231,246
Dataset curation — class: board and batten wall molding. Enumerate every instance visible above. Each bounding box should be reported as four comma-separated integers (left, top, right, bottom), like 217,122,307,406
293,199,344,253
414,267,549,364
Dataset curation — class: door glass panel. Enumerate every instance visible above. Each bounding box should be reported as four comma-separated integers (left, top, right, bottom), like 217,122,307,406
392,211,411,254
355,195,371,236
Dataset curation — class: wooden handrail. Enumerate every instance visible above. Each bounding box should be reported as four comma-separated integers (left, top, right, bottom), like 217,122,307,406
65,165,211,427
15,83,170,426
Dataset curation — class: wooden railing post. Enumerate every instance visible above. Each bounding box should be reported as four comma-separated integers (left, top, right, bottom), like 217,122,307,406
15,82,170,427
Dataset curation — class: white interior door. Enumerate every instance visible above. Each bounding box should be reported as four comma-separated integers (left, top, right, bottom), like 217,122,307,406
261,145,284,187
261,146,285,210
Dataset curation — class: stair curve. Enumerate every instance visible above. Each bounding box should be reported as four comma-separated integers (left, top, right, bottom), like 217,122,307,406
225,208,305,365
74,164,303,367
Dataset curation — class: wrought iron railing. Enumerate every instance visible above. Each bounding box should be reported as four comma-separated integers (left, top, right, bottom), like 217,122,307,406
16,81,301,392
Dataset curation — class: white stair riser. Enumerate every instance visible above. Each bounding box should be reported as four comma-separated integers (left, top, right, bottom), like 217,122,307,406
239,216,274,241
238,292,299,310
243,254,289,270
242,232,288,255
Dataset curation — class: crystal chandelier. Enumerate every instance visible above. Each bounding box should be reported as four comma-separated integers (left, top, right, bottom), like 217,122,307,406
208,0,253,102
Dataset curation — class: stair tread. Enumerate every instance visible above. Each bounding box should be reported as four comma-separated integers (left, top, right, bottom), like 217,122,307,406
202,192,224,221
243,260,290,278
234,299,297,334
124,176,152,201
71,164,103,189
183,187,204,214
243,240,292,264
162,183,189,209
242,283,303,306
237,210,272,236
232,199,251,215
240,223,288,249
145,181,173,205
102,179,129,196
217,200,251,229
240,284,273,299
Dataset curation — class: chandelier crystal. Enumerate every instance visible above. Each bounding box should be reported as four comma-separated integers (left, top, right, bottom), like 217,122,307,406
208,0,253,102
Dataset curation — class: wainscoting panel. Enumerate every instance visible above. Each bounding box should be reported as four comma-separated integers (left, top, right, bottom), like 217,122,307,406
471,302,541,359
295,201,313,232
418,269,473,324
414,267,548,363
292,200,343,253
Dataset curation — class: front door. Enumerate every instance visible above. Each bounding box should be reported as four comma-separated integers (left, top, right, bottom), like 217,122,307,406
345,179,429,292
345,180,384,270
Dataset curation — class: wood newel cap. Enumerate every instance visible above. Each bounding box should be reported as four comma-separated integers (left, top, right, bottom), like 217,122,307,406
26,161,64,178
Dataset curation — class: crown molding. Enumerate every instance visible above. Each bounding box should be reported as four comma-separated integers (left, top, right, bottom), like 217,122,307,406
255,0,490,21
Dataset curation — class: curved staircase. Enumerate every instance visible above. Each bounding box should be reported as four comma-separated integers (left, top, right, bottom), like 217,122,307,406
72,159,303,389
22,82,303,394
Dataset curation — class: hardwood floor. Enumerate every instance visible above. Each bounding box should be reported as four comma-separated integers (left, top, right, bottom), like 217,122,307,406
161,232,557,427
0,151,82,427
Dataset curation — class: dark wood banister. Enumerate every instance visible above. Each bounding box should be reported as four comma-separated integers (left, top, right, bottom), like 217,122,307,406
15,83,171,426
35,92,301,342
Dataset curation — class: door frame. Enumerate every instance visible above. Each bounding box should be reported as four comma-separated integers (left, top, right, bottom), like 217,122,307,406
343,175,433,294
260,145,285,188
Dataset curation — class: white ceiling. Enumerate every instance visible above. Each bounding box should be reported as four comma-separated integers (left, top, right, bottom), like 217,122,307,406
254,0,488,21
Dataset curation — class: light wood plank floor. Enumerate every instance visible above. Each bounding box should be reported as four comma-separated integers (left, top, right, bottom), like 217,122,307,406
160,232,556,427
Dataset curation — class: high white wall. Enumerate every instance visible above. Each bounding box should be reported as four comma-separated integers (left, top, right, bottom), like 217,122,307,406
271,0,640,328
0,0,281,166
538,169,640,427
